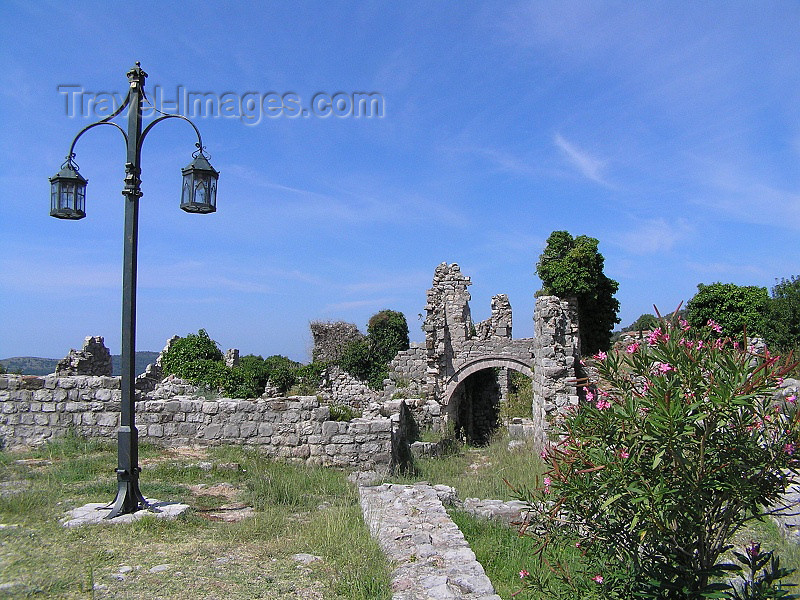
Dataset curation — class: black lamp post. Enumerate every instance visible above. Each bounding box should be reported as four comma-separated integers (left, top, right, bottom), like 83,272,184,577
50,62,219,519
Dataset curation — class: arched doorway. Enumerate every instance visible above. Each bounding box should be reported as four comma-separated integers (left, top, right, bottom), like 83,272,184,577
448,368,501,446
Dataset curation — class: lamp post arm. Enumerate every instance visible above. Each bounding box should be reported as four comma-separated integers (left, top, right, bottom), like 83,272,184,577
138,113,206,156
65,121,128,161
64,87,133,159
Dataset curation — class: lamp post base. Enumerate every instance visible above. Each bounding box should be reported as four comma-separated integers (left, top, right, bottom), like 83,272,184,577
104,469,160,519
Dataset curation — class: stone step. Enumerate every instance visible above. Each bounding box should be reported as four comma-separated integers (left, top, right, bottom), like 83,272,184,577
359,482,502,600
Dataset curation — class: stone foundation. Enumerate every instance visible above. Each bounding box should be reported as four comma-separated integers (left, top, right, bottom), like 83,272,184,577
0,374,392,472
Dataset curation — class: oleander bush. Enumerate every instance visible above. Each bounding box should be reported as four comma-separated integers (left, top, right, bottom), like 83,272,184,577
517,311,799,599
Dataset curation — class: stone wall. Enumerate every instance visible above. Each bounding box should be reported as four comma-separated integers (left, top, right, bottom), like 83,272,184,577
531,295,581,447
55,336,113,376
310,321,364,363
319,365,379,410
0,374,392,472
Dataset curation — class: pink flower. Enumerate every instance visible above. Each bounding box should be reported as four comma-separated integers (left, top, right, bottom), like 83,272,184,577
592,574,604,584
707,319,723,333
696,340,704,350
596,398,611,410
787,395,797,405
540,449,548,460
593,351,607,361
543,476,552,491
626,342,640,354
575,542,581,548
585,390,595,402
519,569,529,579
642,380,651,393
679,318,690,331
619,448,630,459
656,362,674,374
784,443,795,456
647,328,662,346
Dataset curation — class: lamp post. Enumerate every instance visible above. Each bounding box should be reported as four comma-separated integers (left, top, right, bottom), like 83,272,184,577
50,62,219,519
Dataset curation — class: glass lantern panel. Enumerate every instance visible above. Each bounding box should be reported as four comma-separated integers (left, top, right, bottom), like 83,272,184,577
194,178,207,205
60,182,75,209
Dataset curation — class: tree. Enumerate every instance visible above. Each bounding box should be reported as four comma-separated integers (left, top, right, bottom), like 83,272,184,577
624,313,659,333
337,309,410,389
686,282,769,338
367,309,409,365
763,276,800,352
536,230,620,355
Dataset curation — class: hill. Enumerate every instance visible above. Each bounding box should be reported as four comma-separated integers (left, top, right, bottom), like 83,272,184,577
0,352,159,377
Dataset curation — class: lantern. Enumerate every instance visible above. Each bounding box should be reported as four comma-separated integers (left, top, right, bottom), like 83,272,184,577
49,159,87,220
180,151,219,214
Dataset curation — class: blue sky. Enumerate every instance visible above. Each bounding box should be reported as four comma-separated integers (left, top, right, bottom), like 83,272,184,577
1,1,797,362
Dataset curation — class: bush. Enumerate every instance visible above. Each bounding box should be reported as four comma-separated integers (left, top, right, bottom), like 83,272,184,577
536,230,620,355
521,312,799,598
764,276,800,353
686,282,769,338
337,310,409,390
367,309,409,365
160,329,224,380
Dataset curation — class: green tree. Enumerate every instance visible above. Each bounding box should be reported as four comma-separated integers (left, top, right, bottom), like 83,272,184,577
763,276,800,353
367,309,410,365
624,313,659,333
686,282,769,337
160,329,224,383
536,231,620,355
337,310,410,389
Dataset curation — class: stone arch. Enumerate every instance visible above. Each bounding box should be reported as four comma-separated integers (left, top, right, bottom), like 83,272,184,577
443,357,533,406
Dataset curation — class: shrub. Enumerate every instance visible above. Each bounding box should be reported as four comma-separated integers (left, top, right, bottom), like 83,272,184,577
536,230,620,355
160,329,223,377
329,403,357,422
686,282,769,338
521,312,799,598
367,309,409,365
764,276,800,353
337,310,409,390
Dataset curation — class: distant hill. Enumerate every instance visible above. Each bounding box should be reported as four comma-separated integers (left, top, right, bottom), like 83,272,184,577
1,352,159,377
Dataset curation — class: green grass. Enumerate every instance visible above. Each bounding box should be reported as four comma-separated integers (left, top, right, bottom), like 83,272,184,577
0,436,391,599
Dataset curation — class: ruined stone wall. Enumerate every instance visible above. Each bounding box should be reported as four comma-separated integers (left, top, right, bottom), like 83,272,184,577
55,336,112,376
310,321,364,363
0,374,392,472
531,295,581,447
319,366,379,410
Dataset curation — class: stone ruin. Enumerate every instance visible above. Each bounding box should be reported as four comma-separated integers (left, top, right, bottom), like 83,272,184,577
310,321,364,363
55,336,113,377
308,262,582,450
7,262,583,455
420,263,535,445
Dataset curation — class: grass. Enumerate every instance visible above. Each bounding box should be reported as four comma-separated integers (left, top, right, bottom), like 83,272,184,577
0,433,391,599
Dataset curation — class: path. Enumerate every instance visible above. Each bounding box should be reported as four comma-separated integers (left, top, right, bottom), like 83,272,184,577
359,483,502,600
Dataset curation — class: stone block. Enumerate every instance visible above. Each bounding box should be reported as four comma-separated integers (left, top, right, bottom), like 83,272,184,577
203,424,222,440
148,424,164,437
331,434,354,444
222,424,240,438
258,422,274,436
240,422,258,437
202,402,219,414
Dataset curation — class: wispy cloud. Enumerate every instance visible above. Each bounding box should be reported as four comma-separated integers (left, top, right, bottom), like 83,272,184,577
553,133,609,185
611,218,692,255
685,261,769,279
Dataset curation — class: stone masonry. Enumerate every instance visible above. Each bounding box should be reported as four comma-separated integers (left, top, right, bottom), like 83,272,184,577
0,374,392,472
55,336,112,376
531,295,582,448
422,263,534,413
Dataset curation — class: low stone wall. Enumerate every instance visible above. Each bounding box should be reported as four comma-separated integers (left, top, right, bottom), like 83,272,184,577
319,366,379,410
0,374,392,472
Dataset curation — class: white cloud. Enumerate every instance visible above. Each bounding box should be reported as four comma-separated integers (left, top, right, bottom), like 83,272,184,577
612,218,692,254
553,133,609,185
